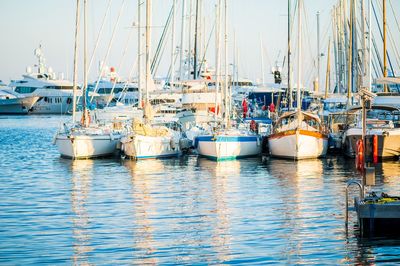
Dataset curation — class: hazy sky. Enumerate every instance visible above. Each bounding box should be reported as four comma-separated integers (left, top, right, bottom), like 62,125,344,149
0,0,399,88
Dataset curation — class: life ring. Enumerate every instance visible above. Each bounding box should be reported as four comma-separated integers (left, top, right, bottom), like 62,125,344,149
355,139,364,171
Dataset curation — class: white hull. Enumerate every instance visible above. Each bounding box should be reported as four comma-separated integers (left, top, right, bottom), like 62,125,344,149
0,96,39,114
196,135,261,160
121,134,180,159
268,130,328,159
55,133,121,159
30,98,73,114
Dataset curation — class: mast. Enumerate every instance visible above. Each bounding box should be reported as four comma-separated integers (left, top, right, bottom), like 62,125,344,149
72,0,81,123
82,0,88,126
332,7,339,94
178,0,186,85
260,35,265,85
361,0,367,81
325,39,331,99
347,0,353,106
297,0,302,119
317,11,320,92
288,0,292,109
145,0,151,102
137,0,142,104
170,0,176,87
224,0,229,127
187,0,192,80
368,0,372,91
214,1,221,121
383,0,388,92
193,0,200,79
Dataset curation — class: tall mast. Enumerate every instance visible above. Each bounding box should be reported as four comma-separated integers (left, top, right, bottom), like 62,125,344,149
72,0,81,123
170,0,176,87
361,0,367,80
368,0,372,91
214,1,221,121
193,0,200,79
383,0,388,92
137,0,142,103
332,7,339,94
325,39,331,99
145,0,151,102
297,0,302,118
187,0,192,80
82,0,88,125
260,35,265,85
288,0,292,109
317,11,320,92
224,0,229,127
178,0,186,85
347,0,353,106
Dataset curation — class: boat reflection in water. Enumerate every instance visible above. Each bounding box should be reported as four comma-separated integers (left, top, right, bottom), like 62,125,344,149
124,159,160,265
264,158,346,261
70,159,94,265
377,161,400,187
196,158,239,262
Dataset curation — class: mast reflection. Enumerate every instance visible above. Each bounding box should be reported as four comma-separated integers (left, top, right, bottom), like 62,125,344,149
124,160,160,265
70,159,94,265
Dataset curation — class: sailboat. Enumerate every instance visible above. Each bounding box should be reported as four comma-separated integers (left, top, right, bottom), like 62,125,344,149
268,0,328,160
120,0,181,160
54,0,122,159
195,0,261,161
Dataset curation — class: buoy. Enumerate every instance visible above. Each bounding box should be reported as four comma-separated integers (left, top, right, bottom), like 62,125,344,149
355,139,364,171
373,135,378,164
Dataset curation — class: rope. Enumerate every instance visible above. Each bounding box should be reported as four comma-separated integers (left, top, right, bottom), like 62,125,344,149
90,0,127,102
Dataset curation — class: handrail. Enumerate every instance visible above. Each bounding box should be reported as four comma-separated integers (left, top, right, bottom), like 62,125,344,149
345,180,364,233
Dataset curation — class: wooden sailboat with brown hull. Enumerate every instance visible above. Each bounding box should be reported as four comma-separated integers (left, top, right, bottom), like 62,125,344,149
268,111,328,159
268,0,328,160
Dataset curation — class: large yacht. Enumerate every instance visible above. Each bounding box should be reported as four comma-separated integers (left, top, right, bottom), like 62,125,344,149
0,81,39,114
8,46,77,114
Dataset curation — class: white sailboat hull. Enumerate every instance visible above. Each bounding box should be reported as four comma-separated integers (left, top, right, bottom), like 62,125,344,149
196,135,261,160
55,133,121,159
268,130,328,159
121,134,180,159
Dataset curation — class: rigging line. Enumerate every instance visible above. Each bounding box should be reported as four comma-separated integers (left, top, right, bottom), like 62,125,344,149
153,20,172,77
90,0,127,102
372,29,384,74
151,6,173,73
371,1,396,77
197,20,216,78
87,0,112,76
388,0,400,38
377,0,400,73
302,1,317,87
105,22,137,107
116,56,139,104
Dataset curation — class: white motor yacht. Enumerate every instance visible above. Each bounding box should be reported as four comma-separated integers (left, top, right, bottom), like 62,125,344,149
0,81,39,114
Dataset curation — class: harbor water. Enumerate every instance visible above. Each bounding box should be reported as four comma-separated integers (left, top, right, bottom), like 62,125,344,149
1,116,400,265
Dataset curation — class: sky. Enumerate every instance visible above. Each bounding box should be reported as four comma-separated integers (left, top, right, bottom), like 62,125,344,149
0,0,399,89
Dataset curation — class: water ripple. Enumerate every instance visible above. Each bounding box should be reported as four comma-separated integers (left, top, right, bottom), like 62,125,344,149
0,116,400,264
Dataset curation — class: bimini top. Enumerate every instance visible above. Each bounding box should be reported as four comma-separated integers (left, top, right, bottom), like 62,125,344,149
275,110,322,123
346,104,400,113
